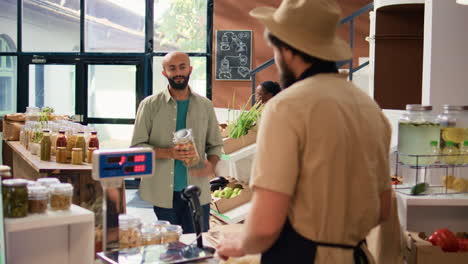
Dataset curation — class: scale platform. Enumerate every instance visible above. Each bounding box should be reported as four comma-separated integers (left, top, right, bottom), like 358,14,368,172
97,242,217,264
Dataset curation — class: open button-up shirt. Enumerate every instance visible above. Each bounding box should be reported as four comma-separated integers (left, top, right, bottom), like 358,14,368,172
131,88,223,208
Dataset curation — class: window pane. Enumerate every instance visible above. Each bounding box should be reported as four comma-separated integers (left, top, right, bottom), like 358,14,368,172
154,0,207,52
28,65,75,116
91,124,134,149
85,0,145,52
88,65,136,118
23,0,80,52
153,56,207,97
0,0,17,51
0,56,17,115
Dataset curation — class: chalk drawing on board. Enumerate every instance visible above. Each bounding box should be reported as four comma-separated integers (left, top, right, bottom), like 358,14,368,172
216,30,252,81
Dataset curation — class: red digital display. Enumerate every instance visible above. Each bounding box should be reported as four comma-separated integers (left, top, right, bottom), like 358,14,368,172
134,165,146,172
134,155,146,162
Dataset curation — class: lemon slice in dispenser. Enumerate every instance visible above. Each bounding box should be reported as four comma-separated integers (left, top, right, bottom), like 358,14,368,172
442,175,456,189
442,128,466,144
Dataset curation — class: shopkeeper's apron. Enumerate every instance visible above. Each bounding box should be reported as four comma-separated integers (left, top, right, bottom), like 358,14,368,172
261,220,369,264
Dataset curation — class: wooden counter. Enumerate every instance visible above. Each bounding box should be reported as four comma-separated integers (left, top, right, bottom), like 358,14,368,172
6,141,125,227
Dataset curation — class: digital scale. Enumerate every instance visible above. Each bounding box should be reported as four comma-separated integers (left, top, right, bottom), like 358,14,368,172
92,148,216,264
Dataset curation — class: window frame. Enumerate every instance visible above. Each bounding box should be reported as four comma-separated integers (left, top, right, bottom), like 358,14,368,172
0,0,214,125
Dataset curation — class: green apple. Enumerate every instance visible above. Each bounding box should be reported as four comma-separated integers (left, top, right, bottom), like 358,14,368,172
223,187,233,199
233,188,241,195
230,193,238,198
219,190,227,198
213,190,221,198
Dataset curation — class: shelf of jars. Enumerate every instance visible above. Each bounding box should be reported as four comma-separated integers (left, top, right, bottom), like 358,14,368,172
395,104,468,196
393,152,468,196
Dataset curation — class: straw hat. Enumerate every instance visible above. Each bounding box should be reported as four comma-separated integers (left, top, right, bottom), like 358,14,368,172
250,0,352,61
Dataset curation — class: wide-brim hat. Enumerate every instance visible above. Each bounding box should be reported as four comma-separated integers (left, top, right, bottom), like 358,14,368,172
250,0,352,62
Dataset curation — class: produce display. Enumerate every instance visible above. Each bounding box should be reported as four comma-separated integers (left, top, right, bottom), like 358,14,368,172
210,177,245,199
442,175,468,192
426,228,468,252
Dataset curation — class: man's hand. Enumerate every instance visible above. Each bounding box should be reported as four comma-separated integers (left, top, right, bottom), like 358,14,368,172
171,145,196,161
188,160,215,177
216,235,245,261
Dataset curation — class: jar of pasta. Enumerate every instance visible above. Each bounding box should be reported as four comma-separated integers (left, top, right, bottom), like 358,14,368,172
173,129,200,167
140,225,162,246
119,214,141,249
161,224,183,243
49,183,73,210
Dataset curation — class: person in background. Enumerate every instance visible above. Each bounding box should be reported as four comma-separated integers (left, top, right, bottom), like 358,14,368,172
216,0,392,263
131,51,223,233
255,81,281,104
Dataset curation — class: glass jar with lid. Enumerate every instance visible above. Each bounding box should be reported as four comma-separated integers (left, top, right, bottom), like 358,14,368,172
28,185,48,214
119,214,142,249
37,177,60,190
25,106,41,122
397,105,440,166
161,224,183,243
2,179,29,218
49,183,73,210
173,129,200,167
71,148,83,165
437,105,468,150
140,225,162,246
40,130,52,161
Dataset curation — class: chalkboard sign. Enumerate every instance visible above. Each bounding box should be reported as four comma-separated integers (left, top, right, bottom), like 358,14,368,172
215,30,252,81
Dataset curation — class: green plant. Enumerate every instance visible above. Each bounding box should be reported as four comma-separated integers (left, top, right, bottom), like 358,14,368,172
227,98,264,139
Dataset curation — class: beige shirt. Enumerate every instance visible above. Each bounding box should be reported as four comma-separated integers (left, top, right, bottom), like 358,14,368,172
131,88,223,208
251,73,392,263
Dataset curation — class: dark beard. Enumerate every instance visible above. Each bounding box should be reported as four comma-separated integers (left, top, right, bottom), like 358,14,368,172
278,57,296,89
167,74,190,90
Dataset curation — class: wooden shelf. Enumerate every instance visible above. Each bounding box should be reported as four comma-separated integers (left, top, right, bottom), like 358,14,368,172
6,141,91,173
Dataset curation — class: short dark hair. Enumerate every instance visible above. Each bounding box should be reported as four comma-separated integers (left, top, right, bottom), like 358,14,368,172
260,81,281,96
267,33,330,64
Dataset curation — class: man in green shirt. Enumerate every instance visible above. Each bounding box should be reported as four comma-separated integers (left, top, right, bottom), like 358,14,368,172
131,51,223,233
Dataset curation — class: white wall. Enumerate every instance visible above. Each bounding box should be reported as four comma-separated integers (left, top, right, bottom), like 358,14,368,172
423,0,468,112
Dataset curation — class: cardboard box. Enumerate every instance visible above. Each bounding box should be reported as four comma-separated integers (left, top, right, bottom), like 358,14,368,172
405,232,468,264
211,184,252,214
223,130,257,154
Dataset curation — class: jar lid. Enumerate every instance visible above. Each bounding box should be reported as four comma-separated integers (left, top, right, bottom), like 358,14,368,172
43,129,50,133
141,226,160,236
91,131,98,135
443,105,468,111
50,183,73,193
406,104,432,111
2,178,28,187
72,148,83,151
27,180,39,186
37,177,60,186
56,147,67,150
174,129,192,140
163,224,183,234
154,220,170,227
28,185,48,197
58,130,65,134
0,165,11,172
119,214,141,227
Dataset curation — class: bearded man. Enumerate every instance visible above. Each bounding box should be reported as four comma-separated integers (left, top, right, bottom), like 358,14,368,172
131,51,223,233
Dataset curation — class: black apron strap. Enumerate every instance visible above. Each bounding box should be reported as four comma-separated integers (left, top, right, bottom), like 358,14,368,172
261,220,369,264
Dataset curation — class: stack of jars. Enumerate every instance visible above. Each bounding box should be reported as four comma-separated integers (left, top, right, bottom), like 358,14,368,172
20,110,100,165
118,215,183,249
2,177,74,218
397,104,468,166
